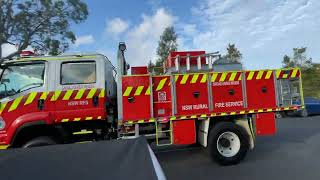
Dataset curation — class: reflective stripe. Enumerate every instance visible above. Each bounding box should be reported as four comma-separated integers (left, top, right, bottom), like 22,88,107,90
85,117,93,120
63,90,73,100
0,103,7,115
156,78,167,91
240,111,245,114
191,115,197,118
123,87,133,96
291,69,298,78
75,89,85,100
191,74,199,84
40,92,48,100
97,116,102,119
265,70,273,79
51,90,61,101
200,74,207,83
8,96,23,112
180,116,187,119
220,113,227,116
180,74,189,84
86,88,97,99
73,130,93,135
230,112,236,115
229,72,237,81
256,71,264,79
249,110,255,113
0,145,9,150
145,86,150,95
282,74,288,78
138,120,144,123
219,72,227,82
276,70,281,78
247,71,255,80
19,55,97,61
200,114,207,118
99,89,105,98
24,92,37,105
74,118,81,121
61,119,69,122
134,86,144,96
211,73,218,82
174,75,179,82
170,117,176,120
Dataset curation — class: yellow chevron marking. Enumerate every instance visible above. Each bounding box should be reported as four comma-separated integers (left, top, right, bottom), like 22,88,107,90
175,75,179,82
99,89,105,98
276,70,281,78
8,96,23,112
0,103,7,115
85,117,93,120
180,74,189,84
256,71,264,80
40,92,48,100
219,72,228,82
0,145,9,150
145,86,150,95
211,73,218,82
123,87,133,97
86,88,97,99
200,114,207,118
284,107,290,110
258,109,264,112
191,74,199,84
134,86,144,96
265,70,273,79
127,121,133,124
200,74,207,83
156,78,167,91
24,92,37,105
240,111,245,114
282,74,288,78
229,72,237,81
74,89,85,100
249,110,255,113
149,118,155,123
61,119,69,122
170,117,176,120
63,90,73,100
74,118,81,121
247,71,255,80
267,109,273,112
50,90,61,101
73,130,93,135
220,113,227,116
211,113,216,116
138,120,144,123
230,112,236,115
238,73,242,80
190,115,197,118
291,69,298,78
180,116,187,119
97,116,102,119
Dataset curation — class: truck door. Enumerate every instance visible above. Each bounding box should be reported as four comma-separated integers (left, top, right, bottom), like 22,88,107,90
54,59,106,123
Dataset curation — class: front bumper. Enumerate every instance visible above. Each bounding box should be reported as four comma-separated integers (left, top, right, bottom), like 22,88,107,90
0,145,9,150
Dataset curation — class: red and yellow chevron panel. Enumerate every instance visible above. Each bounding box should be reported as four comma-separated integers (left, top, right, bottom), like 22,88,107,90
58,115,103,123
276,68,300,79
175,73,207,84
210,71,242,82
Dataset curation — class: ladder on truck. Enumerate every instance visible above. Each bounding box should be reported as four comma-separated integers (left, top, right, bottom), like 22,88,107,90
155,120,173,146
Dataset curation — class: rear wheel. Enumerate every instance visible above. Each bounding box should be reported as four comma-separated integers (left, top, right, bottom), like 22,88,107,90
22,136,57,148
208,122,249,165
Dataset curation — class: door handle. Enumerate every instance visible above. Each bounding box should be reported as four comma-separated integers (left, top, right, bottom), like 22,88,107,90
38,99,44,110
93,96,99,107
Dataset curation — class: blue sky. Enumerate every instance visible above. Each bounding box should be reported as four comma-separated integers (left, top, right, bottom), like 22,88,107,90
4,0,319,69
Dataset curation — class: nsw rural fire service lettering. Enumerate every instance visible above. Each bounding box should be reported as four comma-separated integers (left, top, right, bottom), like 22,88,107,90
215,101,243,108
182,104,208,111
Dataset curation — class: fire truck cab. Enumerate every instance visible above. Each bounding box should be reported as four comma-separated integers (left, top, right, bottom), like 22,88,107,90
0,43,304,165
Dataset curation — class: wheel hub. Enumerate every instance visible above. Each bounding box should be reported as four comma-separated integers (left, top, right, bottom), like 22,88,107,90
217,131,241,157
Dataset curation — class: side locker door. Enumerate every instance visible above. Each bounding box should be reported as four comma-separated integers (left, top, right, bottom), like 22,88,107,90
54,59,106,123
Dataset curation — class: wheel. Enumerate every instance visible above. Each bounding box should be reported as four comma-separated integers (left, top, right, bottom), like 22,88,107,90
300,109,308,117
208,122,249,165
22,136,57,148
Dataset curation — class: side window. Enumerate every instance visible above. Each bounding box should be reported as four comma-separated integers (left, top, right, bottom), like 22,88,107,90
61,61,96,85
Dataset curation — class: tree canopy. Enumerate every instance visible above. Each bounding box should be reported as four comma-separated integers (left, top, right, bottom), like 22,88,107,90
0,0,88,61
282,47,312,69
223,43,242,63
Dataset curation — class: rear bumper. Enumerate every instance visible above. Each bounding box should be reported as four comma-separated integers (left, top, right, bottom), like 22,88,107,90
0,145,9,150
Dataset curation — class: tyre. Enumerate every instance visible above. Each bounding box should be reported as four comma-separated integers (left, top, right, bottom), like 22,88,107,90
300,109,308,117
208,122,249,165
22,136,57,148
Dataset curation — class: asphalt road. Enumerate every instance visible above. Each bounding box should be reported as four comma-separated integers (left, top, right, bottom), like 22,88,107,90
156,116,320,180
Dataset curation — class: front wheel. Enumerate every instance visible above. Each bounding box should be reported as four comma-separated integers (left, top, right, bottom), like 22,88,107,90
208,122,249,165
22,136,57,148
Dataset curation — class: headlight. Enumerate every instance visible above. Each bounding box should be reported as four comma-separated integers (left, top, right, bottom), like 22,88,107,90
0,117,5,130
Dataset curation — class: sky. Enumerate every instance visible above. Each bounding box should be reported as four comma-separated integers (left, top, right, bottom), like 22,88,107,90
2,0,320,69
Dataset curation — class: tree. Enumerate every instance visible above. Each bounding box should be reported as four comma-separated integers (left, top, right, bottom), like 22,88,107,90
223,43,242,63
282,47,312,69
155,26,178,74
0,0,88,61
147,60,155,73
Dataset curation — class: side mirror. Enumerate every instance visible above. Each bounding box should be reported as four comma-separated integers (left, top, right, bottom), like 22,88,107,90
0,83,7,98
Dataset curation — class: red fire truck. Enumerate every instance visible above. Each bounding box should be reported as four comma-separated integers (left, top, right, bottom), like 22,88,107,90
0,43,304,165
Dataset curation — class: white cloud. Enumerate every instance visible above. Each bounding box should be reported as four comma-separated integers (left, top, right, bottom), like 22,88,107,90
75,35,95,47
125,8,176,66
1,44,17,58
106,18,129,36
189,0,320,69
